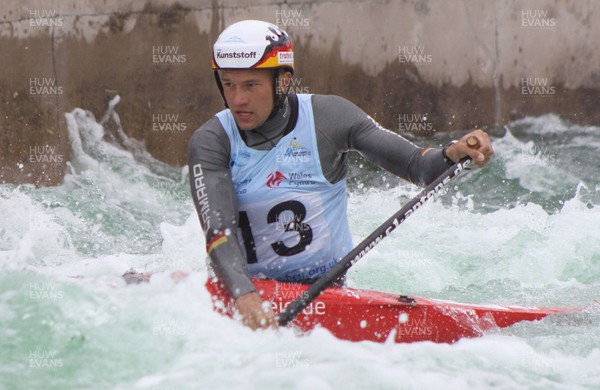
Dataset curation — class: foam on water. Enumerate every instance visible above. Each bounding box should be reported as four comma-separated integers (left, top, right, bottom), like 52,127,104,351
1,102,599,389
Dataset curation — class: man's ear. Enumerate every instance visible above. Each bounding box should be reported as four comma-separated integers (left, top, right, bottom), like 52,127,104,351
277,71,293,93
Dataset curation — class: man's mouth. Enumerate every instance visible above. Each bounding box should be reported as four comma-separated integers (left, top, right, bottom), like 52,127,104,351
235,111,253,122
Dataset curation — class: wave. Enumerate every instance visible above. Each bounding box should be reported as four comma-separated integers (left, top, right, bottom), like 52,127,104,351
1,103,598,389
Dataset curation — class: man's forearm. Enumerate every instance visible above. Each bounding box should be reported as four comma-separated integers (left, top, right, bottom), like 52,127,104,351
188,128,256,299
352,117,451,185
311,94,450,186
208,239,257,299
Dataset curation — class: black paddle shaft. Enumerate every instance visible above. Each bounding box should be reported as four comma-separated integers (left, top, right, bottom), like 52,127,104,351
277,158,472,326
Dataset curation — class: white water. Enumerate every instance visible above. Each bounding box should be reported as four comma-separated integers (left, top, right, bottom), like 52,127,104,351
0,105,599,389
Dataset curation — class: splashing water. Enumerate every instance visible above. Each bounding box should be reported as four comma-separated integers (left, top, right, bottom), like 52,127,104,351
1,101,599,389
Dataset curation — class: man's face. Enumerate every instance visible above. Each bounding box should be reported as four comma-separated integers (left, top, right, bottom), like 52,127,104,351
220,69,275,131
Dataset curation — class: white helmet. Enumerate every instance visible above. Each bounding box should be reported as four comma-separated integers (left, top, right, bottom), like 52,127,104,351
212,20,294,73
212,20,295,112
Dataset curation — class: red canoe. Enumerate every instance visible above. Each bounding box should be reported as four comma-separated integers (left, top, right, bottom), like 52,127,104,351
206,278,575,343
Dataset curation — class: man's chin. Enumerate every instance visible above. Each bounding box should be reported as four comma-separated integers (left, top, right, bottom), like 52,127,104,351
232,115,252,130
235,118,266,131
236,123,254,131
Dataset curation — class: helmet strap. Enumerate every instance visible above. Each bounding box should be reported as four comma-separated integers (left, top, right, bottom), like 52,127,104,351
267,69,291,121
213,70,228,108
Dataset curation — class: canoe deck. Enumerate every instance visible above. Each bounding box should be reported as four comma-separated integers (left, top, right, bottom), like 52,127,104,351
206,278,574,343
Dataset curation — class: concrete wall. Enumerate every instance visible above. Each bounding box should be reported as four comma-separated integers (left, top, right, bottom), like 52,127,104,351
1,0,599,186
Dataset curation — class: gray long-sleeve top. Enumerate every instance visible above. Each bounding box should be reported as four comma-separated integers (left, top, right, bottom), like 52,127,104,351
188,94,452,299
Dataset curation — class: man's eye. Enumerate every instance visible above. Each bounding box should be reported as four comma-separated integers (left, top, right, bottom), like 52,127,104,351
223,82,233,88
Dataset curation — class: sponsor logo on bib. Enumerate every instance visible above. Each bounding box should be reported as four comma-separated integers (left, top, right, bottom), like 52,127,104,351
276,137,312,164
266,171,287,188
231,151,251,167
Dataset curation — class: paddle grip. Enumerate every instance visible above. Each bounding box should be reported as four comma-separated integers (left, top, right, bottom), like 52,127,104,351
466,136,480,149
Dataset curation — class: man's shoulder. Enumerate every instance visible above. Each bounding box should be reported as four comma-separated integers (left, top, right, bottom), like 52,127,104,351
195,115,226,134
188,114,230,152
308,94,366,131
190,115,227,141
308,94,365,121
308,93,353,108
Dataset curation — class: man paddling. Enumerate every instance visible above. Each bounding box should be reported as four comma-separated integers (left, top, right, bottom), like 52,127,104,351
188,20,493,330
